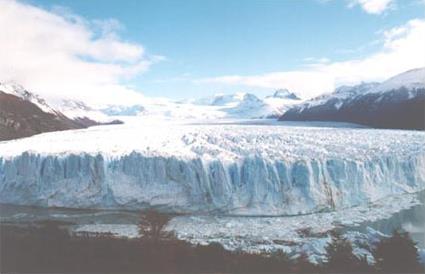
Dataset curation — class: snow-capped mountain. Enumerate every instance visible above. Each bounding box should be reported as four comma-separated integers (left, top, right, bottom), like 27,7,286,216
280,68,425,130
101,104,145,116
0,84,83,141
290,82,379,111
225,91,300,118
57,99,120,126
99,91,301,120
369,67,425,94
0,82,57,113
262,89,302,117
188,90,302,119
266,89,300,100
0,82,121,140
218,92,271,118
191,92,260,107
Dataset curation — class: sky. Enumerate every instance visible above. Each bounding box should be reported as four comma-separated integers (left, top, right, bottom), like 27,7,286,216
0,0,424,105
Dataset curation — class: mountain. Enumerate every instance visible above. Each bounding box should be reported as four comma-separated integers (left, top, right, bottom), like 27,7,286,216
57,99,122,126
220,93,271,118
96,90,302,120
263,89,302,118
280,68,425,130
0,83,121,141
0,90,82,141
266,89,301,100
0,82,58,113
192,92,270,118
189,91,302,119
191,92,258,106
101,104,145,116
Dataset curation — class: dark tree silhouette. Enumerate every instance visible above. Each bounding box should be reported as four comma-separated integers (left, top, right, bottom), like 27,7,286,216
5,221,424,273
324,230,361,272
271,249,292,271
372,229,423,273
138,209,172,241
293,252,317,273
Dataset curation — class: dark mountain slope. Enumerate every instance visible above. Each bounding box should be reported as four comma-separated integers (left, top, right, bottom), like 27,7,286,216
0,91,84,141
280,88,425,130
280,69,425,130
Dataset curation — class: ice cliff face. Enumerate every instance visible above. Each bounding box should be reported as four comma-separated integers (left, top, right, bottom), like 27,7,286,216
0,122,424,215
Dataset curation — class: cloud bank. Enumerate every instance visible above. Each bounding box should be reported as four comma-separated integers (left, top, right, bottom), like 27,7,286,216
0,0,158,105
348,0,393,14
197,18,425,99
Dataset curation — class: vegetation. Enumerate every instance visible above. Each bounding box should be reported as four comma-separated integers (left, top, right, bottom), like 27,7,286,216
0,212,423,273
324,230,372,272
372,229,423,273
138,209,173,241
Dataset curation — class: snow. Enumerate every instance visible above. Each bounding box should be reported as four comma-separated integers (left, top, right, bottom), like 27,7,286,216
1,81,300,120
297,82,379,111
0,119,424,215
266,89,300,100
0,82,57,113
0,82,114,123
293,68,425,112
263,97,300,113
368,67,425,94
0,119,423,161
101,104,144,116
199,91,302,118
137,100,227,120
134,91,303,119
190,92,255,106
55,99,114,123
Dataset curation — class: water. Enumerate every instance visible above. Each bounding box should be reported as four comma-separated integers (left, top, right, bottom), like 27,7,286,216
353,191,425,247
0,204,141,225
1,191,424,248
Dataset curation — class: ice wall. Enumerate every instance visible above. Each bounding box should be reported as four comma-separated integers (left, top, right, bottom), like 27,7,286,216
1,151,424,215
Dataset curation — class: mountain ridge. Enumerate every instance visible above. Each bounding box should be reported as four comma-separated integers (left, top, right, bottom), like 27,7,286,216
280,68,425,130
0,83,122,141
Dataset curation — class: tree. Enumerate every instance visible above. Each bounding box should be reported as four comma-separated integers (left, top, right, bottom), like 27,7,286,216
293,252,317,273
372,229,423,273
138,209,172,242
271,249,292,272
324,230,361,272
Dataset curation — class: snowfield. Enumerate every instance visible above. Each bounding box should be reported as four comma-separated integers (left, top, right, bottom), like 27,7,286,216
0,120,424,215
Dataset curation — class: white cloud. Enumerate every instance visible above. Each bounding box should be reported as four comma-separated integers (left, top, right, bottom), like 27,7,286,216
303,57,331,64
0,0,161,105
348,0,394,14
197,18,425,99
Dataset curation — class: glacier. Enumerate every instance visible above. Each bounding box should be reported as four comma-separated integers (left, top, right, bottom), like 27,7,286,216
0,120,424,215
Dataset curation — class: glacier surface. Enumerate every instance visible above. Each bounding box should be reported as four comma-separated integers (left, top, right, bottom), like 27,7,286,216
0,120,424,215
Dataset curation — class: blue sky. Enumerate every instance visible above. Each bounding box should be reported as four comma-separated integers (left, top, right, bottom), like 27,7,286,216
1,0,425,103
